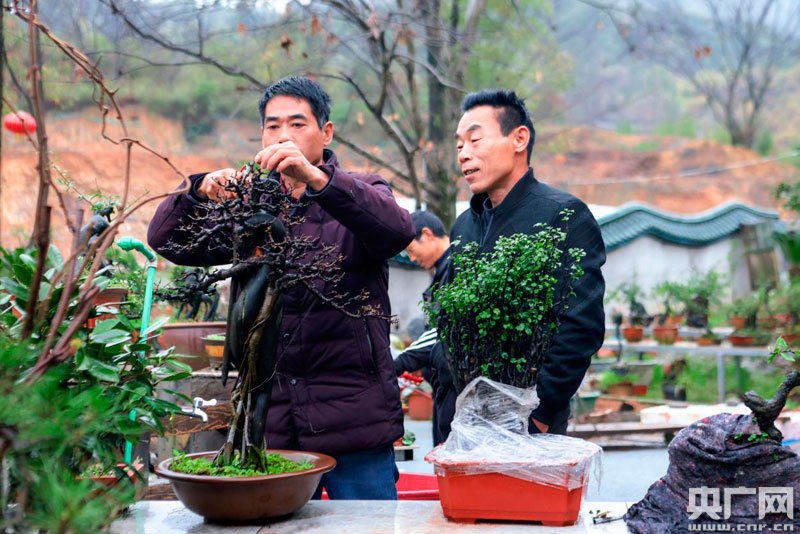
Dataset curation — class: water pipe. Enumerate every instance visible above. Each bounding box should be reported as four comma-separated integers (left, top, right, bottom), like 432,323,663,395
116,236,157,465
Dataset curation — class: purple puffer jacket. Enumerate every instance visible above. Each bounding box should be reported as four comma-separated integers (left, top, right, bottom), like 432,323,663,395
147,149,414,455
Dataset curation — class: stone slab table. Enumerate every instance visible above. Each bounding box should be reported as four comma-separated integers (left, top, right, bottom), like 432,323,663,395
111,500,632,533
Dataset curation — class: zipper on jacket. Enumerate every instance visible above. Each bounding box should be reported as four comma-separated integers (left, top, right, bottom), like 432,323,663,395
362,318,376,374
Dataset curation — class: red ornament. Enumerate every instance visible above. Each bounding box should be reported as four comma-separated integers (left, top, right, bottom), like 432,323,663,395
2,111,37,135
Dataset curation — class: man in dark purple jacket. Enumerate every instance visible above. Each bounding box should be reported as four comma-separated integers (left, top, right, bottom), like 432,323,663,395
147,77,415,499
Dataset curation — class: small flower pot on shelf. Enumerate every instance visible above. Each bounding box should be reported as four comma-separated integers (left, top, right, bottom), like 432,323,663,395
653,326,678,345
728,334,755,347
201,336,225,359
696,336,721,346
78,463,146,501
407,389,433,420
622,326,643,342
632,384,649,396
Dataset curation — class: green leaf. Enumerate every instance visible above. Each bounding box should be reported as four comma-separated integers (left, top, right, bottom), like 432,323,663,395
93,318,121,334
12,263,32,286
0,277,28,300
141,316,169,337
47,244,64,270
78,357,121,382
89,329,131,346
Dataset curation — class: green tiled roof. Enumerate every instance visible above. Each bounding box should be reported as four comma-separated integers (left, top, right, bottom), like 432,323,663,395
597,202,782,252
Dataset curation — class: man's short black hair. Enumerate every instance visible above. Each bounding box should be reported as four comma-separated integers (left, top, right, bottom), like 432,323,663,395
258,76,331,129
411,210,447,240
461,89,535,163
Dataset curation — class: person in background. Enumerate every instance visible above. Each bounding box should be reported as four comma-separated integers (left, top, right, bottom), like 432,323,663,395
394,210,456,444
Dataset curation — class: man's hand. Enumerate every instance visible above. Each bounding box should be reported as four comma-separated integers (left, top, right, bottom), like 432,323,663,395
254,141,329,192
196,168,239,202
531,418,549,433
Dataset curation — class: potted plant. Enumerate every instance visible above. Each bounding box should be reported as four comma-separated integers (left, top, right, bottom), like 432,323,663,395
728,292,760,330
401,376,434,420
156,266,226,371
680,270,725,330
652,281,683,343
697,331,721,346
202,333,226,359
597,370,639,396
607,278,651,342
151,164,390,521
728,328,763,347
423,211,602,525
772,282,800,345
0,245,187,531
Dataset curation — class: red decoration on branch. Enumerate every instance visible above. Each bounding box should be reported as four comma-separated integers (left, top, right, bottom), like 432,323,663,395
2,111,37,135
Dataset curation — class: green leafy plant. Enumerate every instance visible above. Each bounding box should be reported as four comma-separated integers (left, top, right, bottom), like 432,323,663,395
102,247,146,319
652,281,684,326
680,270,726,330
597,370,638,391
771,282,800,329
728,292,761,327
428,210,585,390
769,336,800,364
0,244,187,531
606,276,650,326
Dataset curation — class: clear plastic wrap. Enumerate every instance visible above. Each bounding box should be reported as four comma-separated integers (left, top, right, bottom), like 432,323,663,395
425,376,602,490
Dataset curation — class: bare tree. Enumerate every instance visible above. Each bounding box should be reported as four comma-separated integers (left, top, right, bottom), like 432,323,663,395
584,0,800,148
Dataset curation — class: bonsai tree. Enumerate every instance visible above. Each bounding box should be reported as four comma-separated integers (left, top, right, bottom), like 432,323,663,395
607,277,651,327
728,292,760,329
426,210,585,392
652,281,684,326
159,265,221,322
680,269,725,330
774,282,800,332
157,164,387,471
773,230,800,281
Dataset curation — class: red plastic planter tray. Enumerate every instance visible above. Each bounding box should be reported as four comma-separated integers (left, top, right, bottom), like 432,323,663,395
434,465,585,526
321,472,439,500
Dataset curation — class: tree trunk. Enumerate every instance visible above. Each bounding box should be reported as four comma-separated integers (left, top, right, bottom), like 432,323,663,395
423,0,457,227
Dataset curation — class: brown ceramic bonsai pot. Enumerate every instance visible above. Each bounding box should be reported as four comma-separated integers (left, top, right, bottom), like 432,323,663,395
653,326,678,345
158,321,226,370
155,450,335,522
622,326,643,342
728,334,755,347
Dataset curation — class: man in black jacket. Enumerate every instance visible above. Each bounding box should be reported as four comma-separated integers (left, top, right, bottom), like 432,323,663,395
450,89,606,435
394,210,455,444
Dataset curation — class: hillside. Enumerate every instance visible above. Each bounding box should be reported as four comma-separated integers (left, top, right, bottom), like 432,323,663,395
1,110,798,255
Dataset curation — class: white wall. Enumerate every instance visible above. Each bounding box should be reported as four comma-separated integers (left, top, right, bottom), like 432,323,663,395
387,263,432,336
602,234,752,314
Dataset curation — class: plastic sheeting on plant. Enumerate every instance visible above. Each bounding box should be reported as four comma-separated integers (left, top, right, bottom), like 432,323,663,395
624,412,800,533
425,376,602,490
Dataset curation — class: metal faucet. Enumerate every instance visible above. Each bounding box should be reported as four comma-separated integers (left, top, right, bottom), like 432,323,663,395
181,397,217,423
